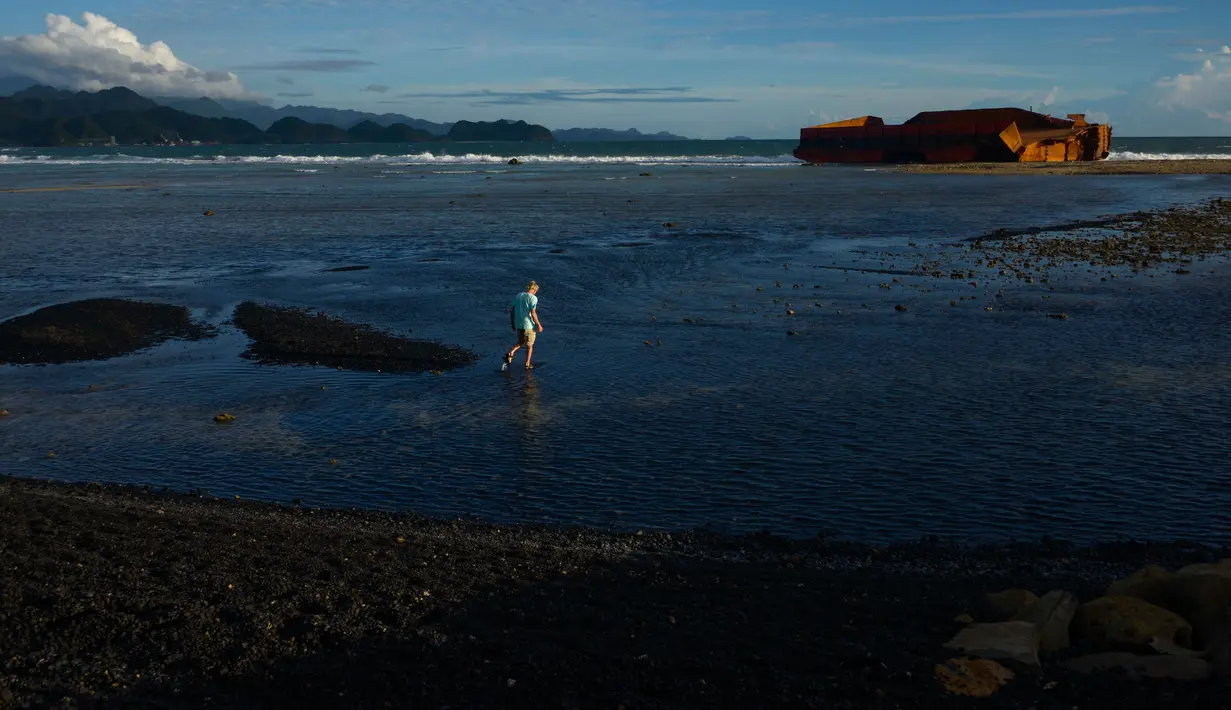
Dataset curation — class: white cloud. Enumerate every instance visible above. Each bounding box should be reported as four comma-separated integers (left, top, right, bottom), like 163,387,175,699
0,12,254,99
1156,52,1231,122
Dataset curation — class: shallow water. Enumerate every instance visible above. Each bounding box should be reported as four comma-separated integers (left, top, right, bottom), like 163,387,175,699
2,157,1230,543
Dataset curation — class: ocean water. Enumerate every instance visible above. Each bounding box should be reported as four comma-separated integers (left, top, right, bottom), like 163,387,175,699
2,139,1230,543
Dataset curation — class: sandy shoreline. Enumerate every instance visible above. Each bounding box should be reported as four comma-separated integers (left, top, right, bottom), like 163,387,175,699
2,476,1228,709
900,159,1231,175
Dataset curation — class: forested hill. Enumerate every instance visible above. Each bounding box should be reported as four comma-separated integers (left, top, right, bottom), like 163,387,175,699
0,87,556,147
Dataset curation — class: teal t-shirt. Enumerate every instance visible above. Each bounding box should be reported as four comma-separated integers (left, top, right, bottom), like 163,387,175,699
510,292,538,330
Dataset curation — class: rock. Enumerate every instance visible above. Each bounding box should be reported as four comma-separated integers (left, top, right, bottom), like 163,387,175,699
987,589,1038,619
1167,563,1231,645
203,209,215,216
1208,623,1231,678
954,613,974,624
507,158,520,165
1013,590,1078,652
934,658,1015,697
1107,564,1173,606
1073,596,1193,649
943,621,1040,667
1064,652,1211,681
214,413,236,423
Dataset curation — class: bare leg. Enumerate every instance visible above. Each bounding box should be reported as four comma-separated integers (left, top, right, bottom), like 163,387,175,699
506,334,523,362
524,342,534,368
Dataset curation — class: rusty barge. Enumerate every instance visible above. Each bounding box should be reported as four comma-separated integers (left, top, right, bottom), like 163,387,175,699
792,108,1112,164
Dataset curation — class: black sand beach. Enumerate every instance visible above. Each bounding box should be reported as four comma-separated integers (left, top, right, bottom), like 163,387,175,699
2,477,1228,709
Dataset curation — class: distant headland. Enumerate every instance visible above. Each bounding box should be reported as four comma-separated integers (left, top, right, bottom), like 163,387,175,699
0,84,699,147
0,86,557,147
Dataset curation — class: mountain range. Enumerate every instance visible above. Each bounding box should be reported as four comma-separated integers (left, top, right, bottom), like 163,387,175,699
0,76,691,140
0,86,554,146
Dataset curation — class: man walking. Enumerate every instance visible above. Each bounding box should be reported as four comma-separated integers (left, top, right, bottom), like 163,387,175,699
503,281,543,370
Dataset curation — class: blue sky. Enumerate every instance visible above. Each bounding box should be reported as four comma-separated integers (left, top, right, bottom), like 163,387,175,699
1,2,1228,136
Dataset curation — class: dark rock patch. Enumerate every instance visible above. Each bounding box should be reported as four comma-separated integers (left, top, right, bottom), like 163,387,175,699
231,301,477,373
0,298,215,365
0,476,1228,710
613,242,653,248
548,248,568,254
323,265,370,273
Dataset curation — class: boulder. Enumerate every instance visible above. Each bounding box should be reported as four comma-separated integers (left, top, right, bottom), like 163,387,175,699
943,621,1040,667
1073,596,1193,649
1167,564,1231,646
1064,652,1211,681
986,589,1038,619
1012,590,1078,652
934,658,1015,697
1106,564,1173,606
1209,625,1231,679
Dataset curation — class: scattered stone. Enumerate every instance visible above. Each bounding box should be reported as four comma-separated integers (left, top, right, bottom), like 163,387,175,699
0,410,7,417
1013,590,1078,652
943,621,1040,667
214,413,236,423
894,305,908,312
663,222,678,228
954,614,974,624
987,589,1038,619
639,172,652,177
1107,564,1173,606
1064,652,1211,681
1074,596,1193,649
0,298,215,365
934,658,1014,697
203,209,215,216
1047,313,1069,320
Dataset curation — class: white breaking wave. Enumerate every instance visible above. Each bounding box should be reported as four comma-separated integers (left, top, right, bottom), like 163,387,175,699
1108,150,1231,161
0,152,802,167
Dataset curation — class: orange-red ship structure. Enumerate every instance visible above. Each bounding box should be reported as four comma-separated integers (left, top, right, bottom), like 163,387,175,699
792,108,1112,164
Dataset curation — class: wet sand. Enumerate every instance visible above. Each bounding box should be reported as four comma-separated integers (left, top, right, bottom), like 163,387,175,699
1,476,1227,709
901,159,1231,175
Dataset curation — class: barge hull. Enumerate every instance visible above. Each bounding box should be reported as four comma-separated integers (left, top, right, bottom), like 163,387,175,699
793,108,1111,164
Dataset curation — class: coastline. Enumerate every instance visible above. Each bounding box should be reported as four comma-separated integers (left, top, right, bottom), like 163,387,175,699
899,159,1231,175
2,475,1228,709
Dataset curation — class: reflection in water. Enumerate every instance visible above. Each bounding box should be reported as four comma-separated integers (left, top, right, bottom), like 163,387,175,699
507,370,546,456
